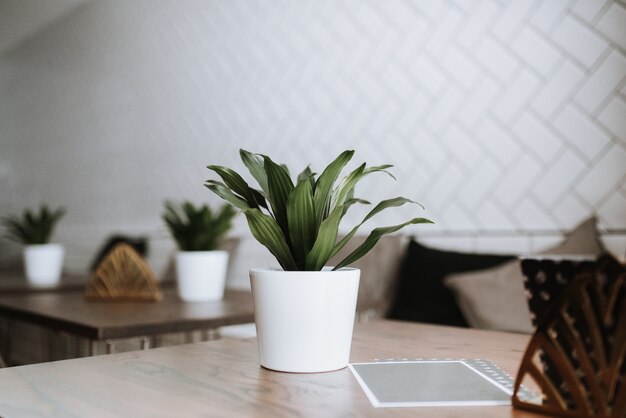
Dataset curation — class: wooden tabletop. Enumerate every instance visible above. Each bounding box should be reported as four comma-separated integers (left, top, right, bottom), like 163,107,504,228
0,289,254,340
0,320,540,417
0,272,177,294
0,272,88,294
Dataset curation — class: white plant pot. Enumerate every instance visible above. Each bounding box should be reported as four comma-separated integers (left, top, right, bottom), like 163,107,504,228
24,244,64,287
176,251,229,302
249,267,360,373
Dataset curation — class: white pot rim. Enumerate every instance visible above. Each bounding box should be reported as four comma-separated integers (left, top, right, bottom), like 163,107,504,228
177,250,228,255
250,266,359,274
25,243,63,249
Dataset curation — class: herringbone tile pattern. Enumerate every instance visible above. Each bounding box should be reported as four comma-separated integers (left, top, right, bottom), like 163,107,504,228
155,0,624,232
1,0,625,273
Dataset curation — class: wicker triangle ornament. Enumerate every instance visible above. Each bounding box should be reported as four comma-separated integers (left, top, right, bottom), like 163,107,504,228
512,254,626,418
85,243,163,301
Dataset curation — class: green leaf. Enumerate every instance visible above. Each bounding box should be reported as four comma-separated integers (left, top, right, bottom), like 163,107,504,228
1,217,28,243
1,205,65,245
313,150,354,228
330,197,416,259
330,164,398,212
364,164,396,180
243,208,297,271
263,156,294,235
304,206,344,271
207,165,260,209
329,163,366,211
240,149,269,195
297,166,316,191
205,149,434,271
215,204,237,227
287,179,316,267
162,201,236,251
333,217,433,270
204,181,250,210
362,197,416,224
344,198,371,206
250,188,268,209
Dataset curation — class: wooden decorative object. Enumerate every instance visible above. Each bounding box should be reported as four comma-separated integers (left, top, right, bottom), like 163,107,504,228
85,243,163,301
521,257,596,327
512,254,626,418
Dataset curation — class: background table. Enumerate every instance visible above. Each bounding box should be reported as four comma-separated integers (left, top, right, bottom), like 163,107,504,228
0,288,254,360
0,272,177,294
0,273,88,294
0,320,540,417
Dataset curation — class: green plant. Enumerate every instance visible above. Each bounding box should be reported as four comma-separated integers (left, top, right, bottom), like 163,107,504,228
163,201,237,251
1,205,66,245
205,149,432,271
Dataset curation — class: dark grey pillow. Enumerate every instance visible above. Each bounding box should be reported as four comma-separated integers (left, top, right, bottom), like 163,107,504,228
387,240,514,327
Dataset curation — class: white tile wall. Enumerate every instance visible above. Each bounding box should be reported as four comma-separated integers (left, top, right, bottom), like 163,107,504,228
512,113,561,163
491,0,535,41
599,192,626,226
531,0,572,33
474,201,517,230
458,77,500,128
0,0,625,283
553,15,609,68
534,60,585,118
513,198,557,229
572,0,610,22
513,27,561,76
475,37,519,83
575,50,626,113
494,154,542,207
576,145,626,205
458,160,500,209
554,105,610,159
533,150,587,205
552,194,592,228
596,3,626,47
598,96,626,142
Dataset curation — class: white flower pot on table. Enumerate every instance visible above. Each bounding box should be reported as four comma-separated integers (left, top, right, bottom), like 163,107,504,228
24,243,64,287
249,267,360,373
176,250,229,302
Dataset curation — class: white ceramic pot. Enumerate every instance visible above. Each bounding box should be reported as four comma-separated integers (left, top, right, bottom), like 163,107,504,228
24,244,64,287
176,251,229,302
249,267,360,373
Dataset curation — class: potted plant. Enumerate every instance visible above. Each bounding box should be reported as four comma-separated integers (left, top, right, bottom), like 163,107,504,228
1,205,66,287
163,201,237,302
206,149,432,373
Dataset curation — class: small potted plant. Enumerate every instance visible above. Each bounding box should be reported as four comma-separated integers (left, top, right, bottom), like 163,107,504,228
163,201,237,302
1,205,66,287
206,149,432,373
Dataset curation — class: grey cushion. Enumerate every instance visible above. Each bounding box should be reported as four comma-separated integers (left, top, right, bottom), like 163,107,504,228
328,234,407,314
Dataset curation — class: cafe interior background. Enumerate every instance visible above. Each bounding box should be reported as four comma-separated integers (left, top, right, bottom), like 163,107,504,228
0,0,625,313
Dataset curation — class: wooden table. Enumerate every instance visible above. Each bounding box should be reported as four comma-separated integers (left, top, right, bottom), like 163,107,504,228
0,288,254,358
0,273,88,294
0,320,540,417
0,272,176,294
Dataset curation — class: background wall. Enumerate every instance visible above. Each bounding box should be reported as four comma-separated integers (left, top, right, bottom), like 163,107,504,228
1,0,625,287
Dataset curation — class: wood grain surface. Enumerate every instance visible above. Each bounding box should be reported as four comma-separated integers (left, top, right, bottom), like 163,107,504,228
0,320,542,417
0,289,254,339
0,273,88,294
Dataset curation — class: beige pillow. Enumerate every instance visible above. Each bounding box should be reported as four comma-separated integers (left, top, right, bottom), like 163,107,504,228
444,217,604,333
328,234,407,315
